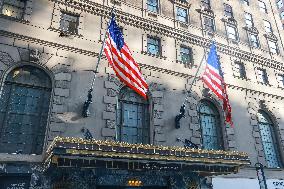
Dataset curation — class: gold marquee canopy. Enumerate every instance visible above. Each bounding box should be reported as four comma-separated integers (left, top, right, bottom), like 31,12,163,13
44,137,250,176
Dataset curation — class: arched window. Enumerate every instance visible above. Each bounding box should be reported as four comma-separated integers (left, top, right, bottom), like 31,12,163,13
198,100,223,150
257,111,282,168
0,66,52,154
116,87,149,144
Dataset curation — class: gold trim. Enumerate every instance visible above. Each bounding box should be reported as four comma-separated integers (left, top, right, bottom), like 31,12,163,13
64,149,249,165
47,137,249,157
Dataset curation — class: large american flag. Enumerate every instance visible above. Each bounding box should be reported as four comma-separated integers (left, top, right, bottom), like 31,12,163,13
202,42,233,127
104,15,148,99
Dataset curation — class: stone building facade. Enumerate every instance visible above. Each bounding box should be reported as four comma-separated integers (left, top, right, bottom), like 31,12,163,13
0,0,283,188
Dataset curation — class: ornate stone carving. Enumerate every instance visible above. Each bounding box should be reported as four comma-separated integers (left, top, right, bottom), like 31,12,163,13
0,51,14,65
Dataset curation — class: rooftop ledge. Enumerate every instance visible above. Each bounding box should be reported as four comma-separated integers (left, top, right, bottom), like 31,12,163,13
44,137,250,176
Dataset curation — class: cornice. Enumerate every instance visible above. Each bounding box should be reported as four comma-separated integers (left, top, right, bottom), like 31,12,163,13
50,0,284,71
0,29,99,57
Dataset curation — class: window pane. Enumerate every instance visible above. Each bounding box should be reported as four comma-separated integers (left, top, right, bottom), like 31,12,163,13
199,101,223,150
268,40,278,54
204,17,215,32
227,25,237,40
257,68,269,84
235,63,246,78
249,33,259,48
258,112,281,168
147,0,158,12
0,66,51,154
224,4,233,17
277,0,284,8
180,46,192,64
263,20,272,33
177,7,188,23
147,36,160,55
278,74,284,87
245,13,253,27
60,12,79,34
117,88,149,144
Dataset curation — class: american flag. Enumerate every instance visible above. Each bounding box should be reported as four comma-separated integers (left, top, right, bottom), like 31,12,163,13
202,42,233,127
104,15,148,99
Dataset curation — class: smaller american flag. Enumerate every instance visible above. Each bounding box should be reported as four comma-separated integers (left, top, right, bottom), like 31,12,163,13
202,42,233,127
104,14,148,99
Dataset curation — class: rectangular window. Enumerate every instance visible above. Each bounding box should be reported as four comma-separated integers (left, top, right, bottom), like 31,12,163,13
1,0,26,19
180,46,193,64
204,16,215,32
245,12,253,27
259,0,267,13
277,0,283,9
281,12,284,20
226,25,238,40
147,0,158,13
268,40,278,54
249,33,260,48
235,62,246,78
257,68,269,84
60,12,79,34
177,7,188,23
147,36,161,56
278,74,284,87
201,0,211,9
224,4,233,17
242,0,249,6
264,20,273,33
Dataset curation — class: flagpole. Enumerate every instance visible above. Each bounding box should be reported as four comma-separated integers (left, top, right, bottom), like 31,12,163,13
82,5,116,117
175,42,210,129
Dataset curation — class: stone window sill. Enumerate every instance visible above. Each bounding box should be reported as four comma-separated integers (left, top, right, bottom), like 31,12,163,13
146,10,159,19
176,60,194,68
142,51,166,60
176,20,189,29
48,27,83,38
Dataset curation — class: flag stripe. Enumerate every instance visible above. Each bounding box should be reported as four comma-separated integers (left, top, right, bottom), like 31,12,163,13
105,40,147,91
104,47,146,98
107,37,148,89
202,42,233,127
103,16,148,99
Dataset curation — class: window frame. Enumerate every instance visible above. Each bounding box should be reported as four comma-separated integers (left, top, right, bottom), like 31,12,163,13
263,20,273,33
147,36,161,56
176,6,188,23
245,12,254,27
234,62,247,79
267,40,279,54
147,0,159,13
257,111,283,168
277,0,283,9
0,65,52,155
180,45,193,65
198,100,224,150
256,68,269,85
249,33,260,48
201,0,211,9
226,24,239,41
277,74,284,88
203,16,215,32
116,87,150,144
242,0,249,6
224,3,233,18
59,11,80,35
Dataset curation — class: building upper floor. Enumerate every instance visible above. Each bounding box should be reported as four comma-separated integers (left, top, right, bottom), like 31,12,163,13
1,0,284,63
